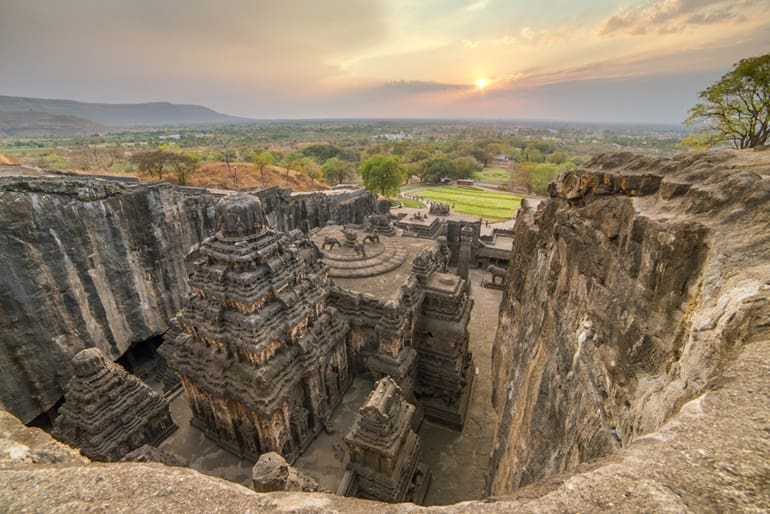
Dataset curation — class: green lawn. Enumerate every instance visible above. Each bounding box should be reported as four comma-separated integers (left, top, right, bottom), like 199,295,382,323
405,185,521,221
395,197,426,208
473,167,512,183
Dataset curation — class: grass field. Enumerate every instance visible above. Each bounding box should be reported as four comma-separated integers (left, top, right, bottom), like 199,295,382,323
473,167,512,183
396,197,426,208
405,185,521,220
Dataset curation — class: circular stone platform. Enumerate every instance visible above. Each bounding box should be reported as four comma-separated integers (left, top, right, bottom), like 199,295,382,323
313,228,407,278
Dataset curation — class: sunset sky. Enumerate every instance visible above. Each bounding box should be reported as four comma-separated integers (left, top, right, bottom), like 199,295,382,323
1,0,769,123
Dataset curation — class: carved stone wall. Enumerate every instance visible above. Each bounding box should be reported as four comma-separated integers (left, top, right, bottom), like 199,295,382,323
161,193,352,462
344,377,429,503
52,347,176,461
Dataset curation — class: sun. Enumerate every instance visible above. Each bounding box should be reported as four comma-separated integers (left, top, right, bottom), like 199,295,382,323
475,78,488,89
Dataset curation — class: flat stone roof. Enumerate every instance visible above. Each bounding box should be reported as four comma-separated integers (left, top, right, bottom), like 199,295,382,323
312,225,437,300
392,207,481,224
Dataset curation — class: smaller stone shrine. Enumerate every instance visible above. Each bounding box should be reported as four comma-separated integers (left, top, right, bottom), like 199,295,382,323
342,377,430,504
52,347,177,462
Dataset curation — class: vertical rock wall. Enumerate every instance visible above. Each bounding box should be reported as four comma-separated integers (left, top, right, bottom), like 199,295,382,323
0,179,217,423
487,151,770,495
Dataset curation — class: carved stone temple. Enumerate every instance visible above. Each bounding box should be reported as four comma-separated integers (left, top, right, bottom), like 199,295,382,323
52,347,176,461
315,221,476,430
342,377,430,503
160,193,352,462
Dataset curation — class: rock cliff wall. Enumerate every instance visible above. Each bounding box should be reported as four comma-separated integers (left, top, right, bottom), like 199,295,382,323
488,151,770,494
0,178,218,423
0,178,375,424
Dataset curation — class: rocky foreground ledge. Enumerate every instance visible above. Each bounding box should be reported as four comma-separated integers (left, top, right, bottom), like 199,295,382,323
1,150,768,512
0,331,767,512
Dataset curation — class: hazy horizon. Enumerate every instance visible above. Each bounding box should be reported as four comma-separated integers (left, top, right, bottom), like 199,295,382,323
2,0,769,124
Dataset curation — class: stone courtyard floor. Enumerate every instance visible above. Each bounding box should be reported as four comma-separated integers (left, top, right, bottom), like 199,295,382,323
158,267,501,504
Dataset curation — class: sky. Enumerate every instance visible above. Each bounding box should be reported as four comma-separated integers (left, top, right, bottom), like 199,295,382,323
1,0,769,124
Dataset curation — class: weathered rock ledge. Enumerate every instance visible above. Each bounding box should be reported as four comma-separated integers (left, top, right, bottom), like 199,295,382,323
489,150,769,498
0,333,767,512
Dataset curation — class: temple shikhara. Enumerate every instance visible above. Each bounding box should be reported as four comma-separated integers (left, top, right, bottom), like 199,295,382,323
52,347,177,462
160,193,351,461
155,193,480,501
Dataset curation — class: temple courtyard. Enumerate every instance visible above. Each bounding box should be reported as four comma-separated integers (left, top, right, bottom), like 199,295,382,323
157,267,501,503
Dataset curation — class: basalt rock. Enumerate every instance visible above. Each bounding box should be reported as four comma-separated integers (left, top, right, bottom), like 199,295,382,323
488,150,770,495
52,347,176,461
252,452,323,493
0,179,217,424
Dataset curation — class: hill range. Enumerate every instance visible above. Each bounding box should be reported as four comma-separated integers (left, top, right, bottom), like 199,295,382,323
0,95,249,136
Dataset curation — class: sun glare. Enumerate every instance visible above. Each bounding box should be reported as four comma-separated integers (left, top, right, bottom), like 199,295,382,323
475,78,488,89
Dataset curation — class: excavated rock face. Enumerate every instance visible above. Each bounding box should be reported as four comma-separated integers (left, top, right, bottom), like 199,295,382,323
488,150,770,495
0,178,217,424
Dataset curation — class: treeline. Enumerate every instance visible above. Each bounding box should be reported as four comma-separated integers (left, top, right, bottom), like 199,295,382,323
18,127,587,194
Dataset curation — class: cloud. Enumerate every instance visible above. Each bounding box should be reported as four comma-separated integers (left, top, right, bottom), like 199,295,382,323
463,1,488,13
598,0,763,37
377,80,468,93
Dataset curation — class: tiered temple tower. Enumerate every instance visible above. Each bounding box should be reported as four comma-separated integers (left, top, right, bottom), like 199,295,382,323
344,377,430,503
161,193,351,462
52,347,176,461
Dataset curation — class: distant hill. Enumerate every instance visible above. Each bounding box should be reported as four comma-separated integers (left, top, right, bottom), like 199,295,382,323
0,110,106,137
0,95,249,130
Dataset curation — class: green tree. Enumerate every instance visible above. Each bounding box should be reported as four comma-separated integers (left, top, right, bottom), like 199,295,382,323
130,149,176,179
453,156,481,178
419,156,456,183
359,154,405,196
169,151,200,185
529,163,560,195
219,149,238,174
322,157,354,185
685,53,770,149
251,151,274,180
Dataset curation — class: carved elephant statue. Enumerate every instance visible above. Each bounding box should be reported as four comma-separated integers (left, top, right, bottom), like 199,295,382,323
322,237,341,250
486,264,507,284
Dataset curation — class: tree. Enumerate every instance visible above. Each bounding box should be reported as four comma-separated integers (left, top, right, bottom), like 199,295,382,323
219,149,238,174
283,152,303,185
685,53,770,149
130,149,176,179
359,154,405,196
453,156,481,178
322,157,354,185
169,151,200,186
295,156,321,181
418,156,456,183
251,151,274,180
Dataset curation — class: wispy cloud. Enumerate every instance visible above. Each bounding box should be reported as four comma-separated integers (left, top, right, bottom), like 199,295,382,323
598,0,763,37
463,1,488,13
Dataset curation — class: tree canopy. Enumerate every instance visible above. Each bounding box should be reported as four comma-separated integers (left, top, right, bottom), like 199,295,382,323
685,53,770,149
359,154,405,196
322,157,354,185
